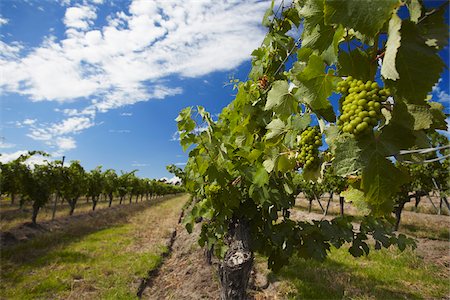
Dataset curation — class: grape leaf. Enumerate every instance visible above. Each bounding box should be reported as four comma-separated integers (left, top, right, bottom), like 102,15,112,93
332,134,365,176
361,153,409,215
386,21,444,105
299,0,343,64
175,107,195,132
418,8,449,50
263,159,275,173
266,119,286,139
378,101,417,155
342,186,369,212
428,102,447,130
262,2,274,27
294,55,337,122
254,166,269,187
324,0,400,37
276,155,296,173
290,114,311,132
406,104,433,130
338,48,373,82
265,80,297,115
324,125,340,153
406,0,421,23
381,13,402,80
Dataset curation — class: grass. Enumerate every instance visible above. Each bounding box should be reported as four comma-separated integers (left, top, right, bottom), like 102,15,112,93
1,194,188,300
266,246,449,299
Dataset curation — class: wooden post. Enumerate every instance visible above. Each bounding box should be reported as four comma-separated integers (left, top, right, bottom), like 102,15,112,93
324,192,333,217
339,196,345,216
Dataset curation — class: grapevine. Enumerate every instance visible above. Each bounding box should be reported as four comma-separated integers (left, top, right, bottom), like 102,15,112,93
174,0,448,298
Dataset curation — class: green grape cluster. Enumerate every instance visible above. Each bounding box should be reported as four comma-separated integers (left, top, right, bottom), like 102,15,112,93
205,182,221,197
336,76,390,136
297,127,322,169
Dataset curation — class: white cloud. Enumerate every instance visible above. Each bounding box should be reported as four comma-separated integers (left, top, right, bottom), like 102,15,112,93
55,136,76,151
64,5,97,30
1,0,268,105
23,118,37,126
120,112,133,116
0,150,28,163
432,78,450,104
0,150,50,166
159,176,181,184
174,162,186,166
15,118,37,128
1,0,270,153
26,116,94,153
51,116,94,135
0,17,8,26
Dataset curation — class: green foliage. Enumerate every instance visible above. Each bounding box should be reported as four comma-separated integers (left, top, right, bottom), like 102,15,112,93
324,0,400,38
176,0,446,272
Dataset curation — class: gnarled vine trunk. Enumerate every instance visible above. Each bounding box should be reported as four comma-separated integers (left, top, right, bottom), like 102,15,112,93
219,218,253,300
108,193,113,207
31,203,40,225
69,202,76,216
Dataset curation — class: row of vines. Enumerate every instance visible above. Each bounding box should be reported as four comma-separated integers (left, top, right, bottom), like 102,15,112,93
0,151,184,225
171,0,448,298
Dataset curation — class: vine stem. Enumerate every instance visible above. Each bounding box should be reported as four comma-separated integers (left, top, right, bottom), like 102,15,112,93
418,1,449,24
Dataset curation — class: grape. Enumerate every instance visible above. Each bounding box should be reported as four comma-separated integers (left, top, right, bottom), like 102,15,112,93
297,126,322,170
205,182,221,197
336,77,390,137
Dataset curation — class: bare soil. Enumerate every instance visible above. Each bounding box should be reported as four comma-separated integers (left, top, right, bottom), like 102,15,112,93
141,222,221,299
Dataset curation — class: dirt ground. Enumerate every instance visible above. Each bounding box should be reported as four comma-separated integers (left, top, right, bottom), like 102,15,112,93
141,222,221,299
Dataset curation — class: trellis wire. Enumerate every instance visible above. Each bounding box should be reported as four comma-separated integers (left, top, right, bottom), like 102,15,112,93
397,145,450,155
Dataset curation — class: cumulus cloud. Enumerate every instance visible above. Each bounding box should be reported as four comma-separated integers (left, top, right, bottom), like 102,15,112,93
1,0,268,104
27,116,94,140
25,116,95,154
55,136,76,151
0,17,8,26
15,118,37,128
0,150,50,166
1,0,270,153
64,5,97,30
432,79,450,106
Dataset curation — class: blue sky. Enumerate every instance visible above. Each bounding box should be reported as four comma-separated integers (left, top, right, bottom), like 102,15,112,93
0,0,271,179
0,0,448,180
